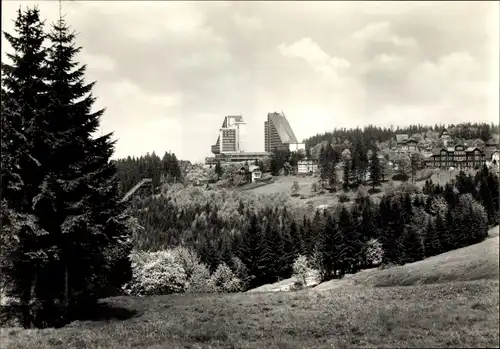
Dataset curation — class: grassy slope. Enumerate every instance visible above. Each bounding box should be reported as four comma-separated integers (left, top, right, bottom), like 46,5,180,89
243,169,459,210
250,227,499,293
2,280,498,349
317,231,499,291
2,229,499,348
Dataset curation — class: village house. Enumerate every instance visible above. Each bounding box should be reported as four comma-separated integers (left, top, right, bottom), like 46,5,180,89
439,128,452,147
239,164,262,182
297,159,319,174
394,134,419,152
395,133,409,150
426,144,485,169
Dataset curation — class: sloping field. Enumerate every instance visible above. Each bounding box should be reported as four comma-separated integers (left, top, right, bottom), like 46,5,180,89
317,228,499,291
247,270,321,293
2,280,498,349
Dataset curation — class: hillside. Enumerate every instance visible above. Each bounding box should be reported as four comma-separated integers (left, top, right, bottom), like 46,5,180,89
2,280,497,349
317,230,499,291
248,227,499,293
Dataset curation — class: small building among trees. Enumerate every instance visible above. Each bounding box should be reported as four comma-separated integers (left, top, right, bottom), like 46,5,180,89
297,159,319,174
426,145,485,169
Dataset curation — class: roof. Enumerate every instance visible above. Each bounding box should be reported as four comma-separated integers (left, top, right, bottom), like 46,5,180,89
431,148,443,156
179,161,192,174
249,165,260,172
395,134,409,142
406,137,418,143
440,128,450,137
484,149,499,159
486,137,499,146
268,112,298,144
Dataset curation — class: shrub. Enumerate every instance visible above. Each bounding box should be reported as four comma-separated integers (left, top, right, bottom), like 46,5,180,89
231,256,250,288
355,185,369,204
392,173,409,181
292,255,311,289
209,263,242,293
291,180,300,197
398,182,421,195
185,263,215,293
364,239,384,266
170,246,202,280
126,250,187,295
310,182,318,194
338,193,350,203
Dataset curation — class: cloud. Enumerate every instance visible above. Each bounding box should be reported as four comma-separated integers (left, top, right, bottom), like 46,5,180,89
232,12,263,32
352,22,417,48
278,37,350,80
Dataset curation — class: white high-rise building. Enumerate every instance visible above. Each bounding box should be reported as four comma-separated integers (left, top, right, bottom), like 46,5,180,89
211,115,246,154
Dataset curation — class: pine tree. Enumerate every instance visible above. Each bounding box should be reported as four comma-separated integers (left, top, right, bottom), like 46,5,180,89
435,213,450,253
1,7,54,328
317,213,341,280
239,213,263,287
258,221,278,283
424,218,441,257
42,14,131,322
289,220,304,258
402,226,425,263
337,206,356,275
342,160,350,192
369,148,381,190
319,145,328,187
381,200,404,265
214,161,223,180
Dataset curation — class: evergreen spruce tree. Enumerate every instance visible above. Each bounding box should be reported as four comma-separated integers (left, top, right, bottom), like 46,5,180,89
316,214,340,280
44,14,132,320
402,226,425,263
258,221,277,283
280,229,295,278
289,220,304,258
342,160,350,192
424,218,441,257
369,148,381,190
381,201,404,265
239,213,263,287
348,205,363,273
337,206,355,275
1,7,55,328
214,161,223,180
319,145,328,188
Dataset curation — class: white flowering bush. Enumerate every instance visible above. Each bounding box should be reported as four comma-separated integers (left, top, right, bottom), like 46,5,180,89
292,255,311,289
430,196,448,217
209,262,242,293
126,250,187,295
170,246,202,279
185,262,215,293
364,239,384,266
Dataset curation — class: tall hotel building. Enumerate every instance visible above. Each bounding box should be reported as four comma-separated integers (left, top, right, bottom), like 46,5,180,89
264,112,299,152
211,115,246,155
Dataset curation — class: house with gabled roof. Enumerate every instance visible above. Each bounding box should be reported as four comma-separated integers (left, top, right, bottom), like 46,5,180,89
426,144,485,169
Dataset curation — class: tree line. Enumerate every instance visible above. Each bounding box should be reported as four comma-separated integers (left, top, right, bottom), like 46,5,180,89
1,7,131,328
130,165,498,290
305,122,499,151
113,152,182,196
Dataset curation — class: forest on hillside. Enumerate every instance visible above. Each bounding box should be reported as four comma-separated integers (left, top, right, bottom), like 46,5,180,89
304,122,499,150
128,165,499,291
113,152,182,196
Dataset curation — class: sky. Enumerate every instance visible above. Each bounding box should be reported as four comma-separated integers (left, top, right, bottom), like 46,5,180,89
1,1,499,163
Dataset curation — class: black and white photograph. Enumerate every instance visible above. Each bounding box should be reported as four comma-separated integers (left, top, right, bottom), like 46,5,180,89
1,1,499,348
